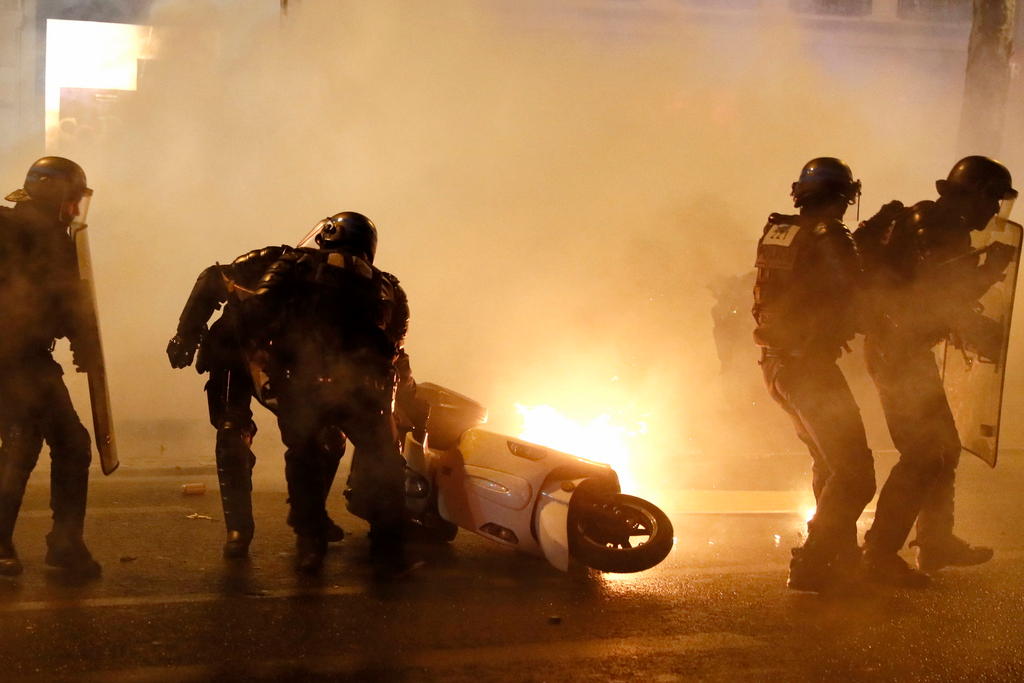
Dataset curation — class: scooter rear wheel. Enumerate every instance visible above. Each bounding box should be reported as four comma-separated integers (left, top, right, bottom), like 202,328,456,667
569,492,673,573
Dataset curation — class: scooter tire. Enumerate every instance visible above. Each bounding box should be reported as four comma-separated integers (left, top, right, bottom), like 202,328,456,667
569,493,673,573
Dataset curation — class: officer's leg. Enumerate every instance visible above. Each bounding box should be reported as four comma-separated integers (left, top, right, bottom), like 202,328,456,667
767,373,837,552
285,425,346,542
342,409,406,554
863,348,946,555
278,395,330,572
913,404,991,571
860,345,943,586
0,420,44,576
914,416,960,545
41,370,100,577
791,363,874,576
207,366,257,558
774,394,832,504
320,426,346,542
767,356,875,589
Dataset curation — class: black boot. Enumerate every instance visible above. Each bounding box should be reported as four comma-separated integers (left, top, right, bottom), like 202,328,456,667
0,537,22,576
830,538,863,585
222,530,252,559
0,457,34,578
295,535,327,574
321,435,346,544
45,527,101,578
862,548,929,588
288,507,344,543
913,535,993,574
325,517,345,543
787,546,833,592
215,427,256,559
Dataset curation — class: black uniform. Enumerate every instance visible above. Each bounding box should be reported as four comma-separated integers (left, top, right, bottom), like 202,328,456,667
754,212,875,580
251,246,410,553
856,200,1007,557
0,201,97,575
169,246,347,551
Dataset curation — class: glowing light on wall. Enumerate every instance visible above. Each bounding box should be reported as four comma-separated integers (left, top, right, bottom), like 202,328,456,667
44,19,152,148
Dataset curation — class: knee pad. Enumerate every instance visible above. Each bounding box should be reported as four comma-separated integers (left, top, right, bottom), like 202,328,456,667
215,421,255,446
50,424,92,472
215,423,256,469
1,429,42,473
316,426,347,457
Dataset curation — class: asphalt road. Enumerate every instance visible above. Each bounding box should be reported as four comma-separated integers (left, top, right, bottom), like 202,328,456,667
0,450,1022,682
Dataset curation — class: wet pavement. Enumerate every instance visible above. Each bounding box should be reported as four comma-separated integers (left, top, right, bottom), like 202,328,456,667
0,450,1022,681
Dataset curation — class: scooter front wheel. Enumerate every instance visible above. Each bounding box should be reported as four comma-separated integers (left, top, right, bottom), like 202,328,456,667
568,492,674,573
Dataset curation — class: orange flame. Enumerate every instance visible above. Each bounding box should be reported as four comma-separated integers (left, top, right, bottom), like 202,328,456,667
515,404,643,492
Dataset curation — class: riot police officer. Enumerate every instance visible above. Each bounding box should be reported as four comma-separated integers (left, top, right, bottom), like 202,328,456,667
251,212,412,573
0,157,101,577
754,158,875,592
856,156,1016,584
167,246,347,559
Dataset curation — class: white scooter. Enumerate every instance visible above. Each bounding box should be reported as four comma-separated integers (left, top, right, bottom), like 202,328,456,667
402,383,674,573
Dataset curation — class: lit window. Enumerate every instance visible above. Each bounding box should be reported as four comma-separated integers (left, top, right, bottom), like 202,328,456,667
44,19,152,149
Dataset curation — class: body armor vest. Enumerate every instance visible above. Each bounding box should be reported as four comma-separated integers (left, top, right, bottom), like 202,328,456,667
288,248,398,359
857,201,980,347
753,213,855,354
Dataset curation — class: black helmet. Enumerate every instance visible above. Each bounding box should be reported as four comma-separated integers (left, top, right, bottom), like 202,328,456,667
5,156,89,206
313,211,378,263
791,157,861,208
937,156,1016,201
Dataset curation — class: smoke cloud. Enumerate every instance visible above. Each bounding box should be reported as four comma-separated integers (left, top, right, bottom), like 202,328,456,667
7,0,1020,494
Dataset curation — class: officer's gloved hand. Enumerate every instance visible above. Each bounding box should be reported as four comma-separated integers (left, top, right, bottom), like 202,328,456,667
70,336,102,374
959,313,1004,363
983,241,1017,278
166,334,198,369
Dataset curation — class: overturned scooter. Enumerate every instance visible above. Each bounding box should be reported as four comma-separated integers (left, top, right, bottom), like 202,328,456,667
403,383,674,573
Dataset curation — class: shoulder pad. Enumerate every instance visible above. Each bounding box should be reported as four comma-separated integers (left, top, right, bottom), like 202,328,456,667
382,271,401,286
812,218,848,237
322,250,376,279
905,201,937,227
767,212,796,225
232,245,288,266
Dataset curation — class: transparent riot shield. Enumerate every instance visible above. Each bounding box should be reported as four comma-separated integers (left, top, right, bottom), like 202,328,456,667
941,217,1023,468
70,190,119,475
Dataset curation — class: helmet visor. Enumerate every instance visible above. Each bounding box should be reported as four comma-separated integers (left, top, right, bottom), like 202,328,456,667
68,187,93,233
998,189,1018,220
296,220,324,248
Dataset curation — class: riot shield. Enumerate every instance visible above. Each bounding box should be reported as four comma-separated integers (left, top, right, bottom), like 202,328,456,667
941,217,1022,468
69,190,119,475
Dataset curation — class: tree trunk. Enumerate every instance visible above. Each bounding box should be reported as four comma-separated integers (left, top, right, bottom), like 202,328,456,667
958,0,1017,157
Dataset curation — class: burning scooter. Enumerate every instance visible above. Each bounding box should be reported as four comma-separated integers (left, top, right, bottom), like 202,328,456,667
402,383,674,573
